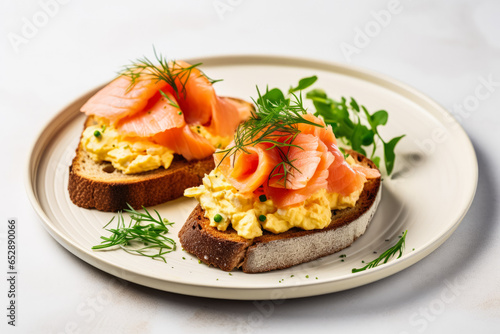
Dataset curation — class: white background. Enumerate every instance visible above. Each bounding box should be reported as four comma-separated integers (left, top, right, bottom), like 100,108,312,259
1,0,499,333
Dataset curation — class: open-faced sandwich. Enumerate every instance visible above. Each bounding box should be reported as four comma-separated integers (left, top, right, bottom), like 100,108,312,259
69,55,252,211
180,95,381,273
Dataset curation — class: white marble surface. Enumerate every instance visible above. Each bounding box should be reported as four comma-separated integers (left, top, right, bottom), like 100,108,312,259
1,0,499,333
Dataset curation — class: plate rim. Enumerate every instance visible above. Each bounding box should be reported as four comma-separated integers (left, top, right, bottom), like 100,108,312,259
25,54,478,300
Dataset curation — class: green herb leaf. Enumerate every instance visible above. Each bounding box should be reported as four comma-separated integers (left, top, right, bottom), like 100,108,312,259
350,97,360,112
257,87,286,106
351,120,367,156
301,79,405,175
383,135,405,175
370,110,389,129
289,75,318,94
352,230,407,273
306,89,330,115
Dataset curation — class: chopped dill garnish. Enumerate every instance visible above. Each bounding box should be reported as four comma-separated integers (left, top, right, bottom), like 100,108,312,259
216,88,323,187
352,230,407,273
92,203,176,262
119,46,221,98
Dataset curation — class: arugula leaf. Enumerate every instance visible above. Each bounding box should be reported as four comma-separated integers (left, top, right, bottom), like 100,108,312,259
383,135,405,175
363,106,388,135
289,75,318,94
351,120,367,156
305,84,404,175
257,87,287,107
259,77,405,176
350,97,360,112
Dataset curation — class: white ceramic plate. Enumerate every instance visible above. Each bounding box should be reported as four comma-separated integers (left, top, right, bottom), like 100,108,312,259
26,55,477,300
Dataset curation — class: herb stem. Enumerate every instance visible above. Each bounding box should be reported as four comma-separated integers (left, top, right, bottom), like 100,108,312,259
352,230,407,273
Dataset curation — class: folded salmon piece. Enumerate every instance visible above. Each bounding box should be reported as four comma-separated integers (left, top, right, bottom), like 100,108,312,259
80,60,249,161
215,113,380,208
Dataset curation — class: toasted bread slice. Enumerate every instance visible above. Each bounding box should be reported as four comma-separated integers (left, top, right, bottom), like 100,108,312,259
179,151,381,273
68,97,253,212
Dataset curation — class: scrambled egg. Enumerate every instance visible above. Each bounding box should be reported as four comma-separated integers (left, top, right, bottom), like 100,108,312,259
81,124,174,174
81,121,233,175
184,168,363,239
190,125,232,149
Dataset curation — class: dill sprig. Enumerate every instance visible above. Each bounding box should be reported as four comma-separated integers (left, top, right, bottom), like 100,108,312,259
159,89,180,109
352,230,407,273
92,204,176,262
119,46,221,98
216,88,322,186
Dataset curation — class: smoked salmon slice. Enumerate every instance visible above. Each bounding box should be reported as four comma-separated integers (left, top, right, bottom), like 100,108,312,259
267,134,323,190
116,90,185,137
153,125,215,161
297,113,337,147
216,113,379,208
265,138,334,207
207,97,246,137
352,164,381,179
214,143,280,194
81,76,168,124
80,58,250,162
327,144,366,196
299,113,377,196
171,60,214,126
172,61,243,137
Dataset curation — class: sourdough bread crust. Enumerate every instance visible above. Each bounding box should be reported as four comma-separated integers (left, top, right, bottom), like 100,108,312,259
179,206,253,271
179,150,382,273
68,152,215,212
